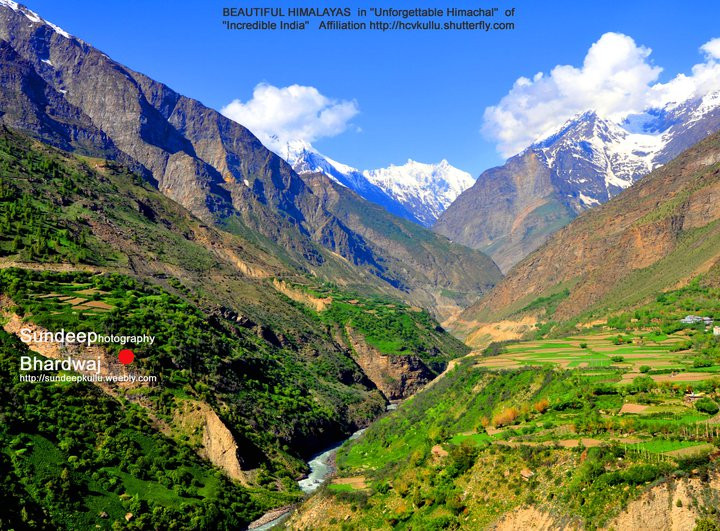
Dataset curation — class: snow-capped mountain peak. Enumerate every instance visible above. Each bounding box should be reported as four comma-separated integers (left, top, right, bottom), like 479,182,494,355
363,159,474,225
528,90,720,210
278,140,475,227
0,0,74,39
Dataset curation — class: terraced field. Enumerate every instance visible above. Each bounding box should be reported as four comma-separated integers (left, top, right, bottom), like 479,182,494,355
475,331,720,384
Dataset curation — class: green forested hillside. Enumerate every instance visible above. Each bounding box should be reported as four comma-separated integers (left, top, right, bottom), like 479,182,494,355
0,267,387,467
290,262,720,529
292,358,720,529
0,329,293,529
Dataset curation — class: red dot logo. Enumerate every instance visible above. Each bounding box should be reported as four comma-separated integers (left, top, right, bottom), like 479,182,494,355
118,349,135,365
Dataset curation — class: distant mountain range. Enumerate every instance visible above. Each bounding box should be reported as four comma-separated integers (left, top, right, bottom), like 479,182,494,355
435,91,720,271
281,139,475,227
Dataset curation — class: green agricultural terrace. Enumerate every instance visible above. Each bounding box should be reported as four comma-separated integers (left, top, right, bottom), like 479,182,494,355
475,331,719,384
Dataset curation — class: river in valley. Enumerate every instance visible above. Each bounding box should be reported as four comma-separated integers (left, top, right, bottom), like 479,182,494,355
249,429,366,530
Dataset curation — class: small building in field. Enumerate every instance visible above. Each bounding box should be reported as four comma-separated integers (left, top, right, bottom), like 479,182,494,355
684,392,705,404
680,315,714,326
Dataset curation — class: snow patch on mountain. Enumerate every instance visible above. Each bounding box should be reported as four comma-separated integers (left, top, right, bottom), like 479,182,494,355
578,192,600,206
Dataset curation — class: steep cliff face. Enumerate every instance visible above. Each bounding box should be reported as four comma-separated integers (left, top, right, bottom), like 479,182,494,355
344,327,434,400
607,473,720,531
0,40,144,174
453,129,720,346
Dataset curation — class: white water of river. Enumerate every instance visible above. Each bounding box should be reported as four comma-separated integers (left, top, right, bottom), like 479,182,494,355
251,429,366,530
298,428,366,493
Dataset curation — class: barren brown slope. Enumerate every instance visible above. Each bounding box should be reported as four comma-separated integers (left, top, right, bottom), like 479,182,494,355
452,129,720,346
434,150,574,273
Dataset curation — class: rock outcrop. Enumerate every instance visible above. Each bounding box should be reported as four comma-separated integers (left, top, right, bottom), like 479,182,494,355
345,327,434,400
608,473,720,531
199,403,248,484
170,400,248,484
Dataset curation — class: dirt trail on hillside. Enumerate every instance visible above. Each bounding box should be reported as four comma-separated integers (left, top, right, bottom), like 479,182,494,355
0,259,102,272
272,279,331,311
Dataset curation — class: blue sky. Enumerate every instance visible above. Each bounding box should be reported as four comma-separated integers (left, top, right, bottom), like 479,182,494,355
22,0,720,175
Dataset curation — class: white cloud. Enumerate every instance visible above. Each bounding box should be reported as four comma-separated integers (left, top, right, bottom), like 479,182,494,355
647,38,720,107
701,38,720,60
483,33,720,158
221,83,359,152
